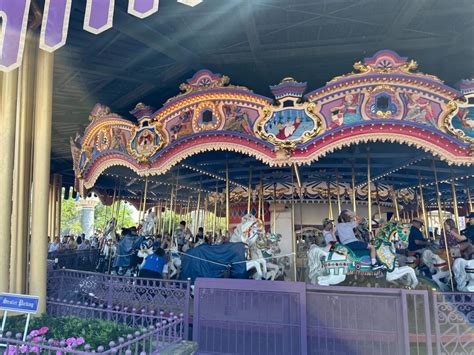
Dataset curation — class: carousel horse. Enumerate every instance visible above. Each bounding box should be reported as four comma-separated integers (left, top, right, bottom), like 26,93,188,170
261,233,287,280
421,249,451,291
308,222,418,288
140,211,156,237
166,237,182,279
104,218,117,241
452,258,474,292
230,214,267,280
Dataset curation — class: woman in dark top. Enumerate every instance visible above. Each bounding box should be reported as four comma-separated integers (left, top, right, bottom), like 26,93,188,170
440,218,472,258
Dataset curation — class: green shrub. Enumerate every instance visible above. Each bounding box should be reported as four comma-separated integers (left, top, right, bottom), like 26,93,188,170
3,314,137,349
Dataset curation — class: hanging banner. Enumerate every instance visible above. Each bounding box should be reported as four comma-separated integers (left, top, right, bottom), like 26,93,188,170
84,0,115,34
128,0,160,19
0,0,205,72
0,0,31,72
40,0,72,52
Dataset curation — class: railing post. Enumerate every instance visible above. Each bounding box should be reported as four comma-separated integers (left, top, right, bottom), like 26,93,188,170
400,289,411,355
432,292,442,355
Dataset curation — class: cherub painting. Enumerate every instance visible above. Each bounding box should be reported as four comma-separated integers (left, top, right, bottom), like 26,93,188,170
223,104,252,134
110,128,127,152
330,93,362,127
404,93,435,126
170,110,193,141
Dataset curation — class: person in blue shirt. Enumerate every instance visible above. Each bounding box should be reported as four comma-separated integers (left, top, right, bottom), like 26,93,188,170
139,248,167,279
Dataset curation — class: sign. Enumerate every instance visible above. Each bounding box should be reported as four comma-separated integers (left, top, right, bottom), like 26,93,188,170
0,293,39,314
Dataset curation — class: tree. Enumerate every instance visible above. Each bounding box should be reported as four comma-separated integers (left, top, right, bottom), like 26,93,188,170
60,198,82,235
94,200,136,233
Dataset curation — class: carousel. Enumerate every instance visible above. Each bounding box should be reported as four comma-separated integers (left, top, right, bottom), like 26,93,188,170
71,50,474,291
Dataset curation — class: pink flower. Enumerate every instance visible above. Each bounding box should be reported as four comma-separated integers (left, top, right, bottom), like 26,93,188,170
38,327,49,335
66,337,76,346
76,337,85,345
29,330,39,337
7,345,18,355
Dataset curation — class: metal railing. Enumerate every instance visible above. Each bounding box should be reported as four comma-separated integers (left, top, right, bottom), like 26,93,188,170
47,269,191,339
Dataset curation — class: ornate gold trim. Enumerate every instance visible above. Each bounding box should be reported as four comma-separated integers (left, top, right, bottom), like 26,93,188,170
443,94,474,144
254,102,324,149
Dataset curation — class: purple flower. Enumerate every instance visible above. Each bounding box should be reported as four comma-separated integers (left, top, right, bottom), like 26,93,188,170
66,337,76,346
76,337,85,345
7,345,18,355
29,330,39,337
38,327,49,335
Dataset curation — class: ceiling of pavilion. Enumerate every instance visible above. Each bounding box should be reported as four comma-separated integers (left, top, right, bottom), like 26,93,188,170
51,0,474,187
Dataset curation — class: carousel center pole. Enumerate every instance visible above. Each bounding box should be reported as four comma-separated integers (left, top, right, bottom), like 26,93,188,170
433,160,455,292
450,169,460,230
367,152,372,233
418,171,429,238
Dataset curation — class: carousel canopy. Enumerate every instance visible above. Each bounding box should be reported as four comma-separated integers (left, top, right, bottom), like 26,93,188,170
70,49,474,209
51,0,474,190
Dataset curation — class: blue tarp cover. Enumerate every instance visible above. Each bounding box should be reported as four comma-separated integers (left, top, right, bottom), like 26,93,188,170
180,242,247,282
113,234,143,268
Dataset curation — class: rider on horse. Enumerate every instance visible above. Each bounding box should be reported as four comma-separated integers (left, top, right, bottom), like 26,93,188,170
335,209,384,271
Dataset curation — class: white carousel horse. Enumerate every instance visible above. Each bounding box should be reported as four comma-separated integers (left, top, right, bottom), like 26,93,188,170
453,258,474,292
140,211,156,237
307,222,418,288
230,214,267,280
104,218,117,241
166,238,182,279
261,233,287,280
421,249,451,291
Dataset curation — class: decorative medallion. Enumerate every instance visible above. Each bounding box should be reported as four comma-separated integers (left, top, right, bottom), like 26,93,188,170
127,103,166,162
255,78,324,149
444,93,474,144
192,101,223,132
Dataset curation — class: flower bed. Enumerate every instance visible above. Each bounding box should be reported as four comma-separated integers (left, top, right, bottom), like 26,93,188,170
3,314,136,350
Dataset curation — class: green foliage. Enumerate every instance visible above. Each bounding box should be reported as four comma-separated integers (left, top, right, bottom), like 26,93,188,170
4,314,137,349
60,197,82,236
94,200,136,232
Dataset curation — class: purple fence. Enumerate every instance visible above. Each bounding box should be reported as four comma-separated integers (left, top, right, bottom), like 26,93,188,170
0,314,184,354
193,278,307,354
47,269,190,339
433,292,473,355
306,285,432,355
48,249,100,271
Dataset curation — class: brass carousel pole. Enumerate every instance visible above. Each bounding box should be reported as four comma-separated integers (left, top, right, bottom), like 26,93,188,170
291,167,297,281
260,175,265,225
212,182,218,243
392,188,400,221
351,161,357,213
336,170,342,215
466,183,473,213
433,160,455,292
168,184,174,235
367,152,372,233
257,176,262,220
185,196,191,228
247,167,252,215
450,169,460,230
194,189,202,239
226,163,230,231
375,183,382,221
142,176,149,219
273,183,277,234
203,194,209,232
327,180,334,220
418,171,429,238
156,201,161,235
